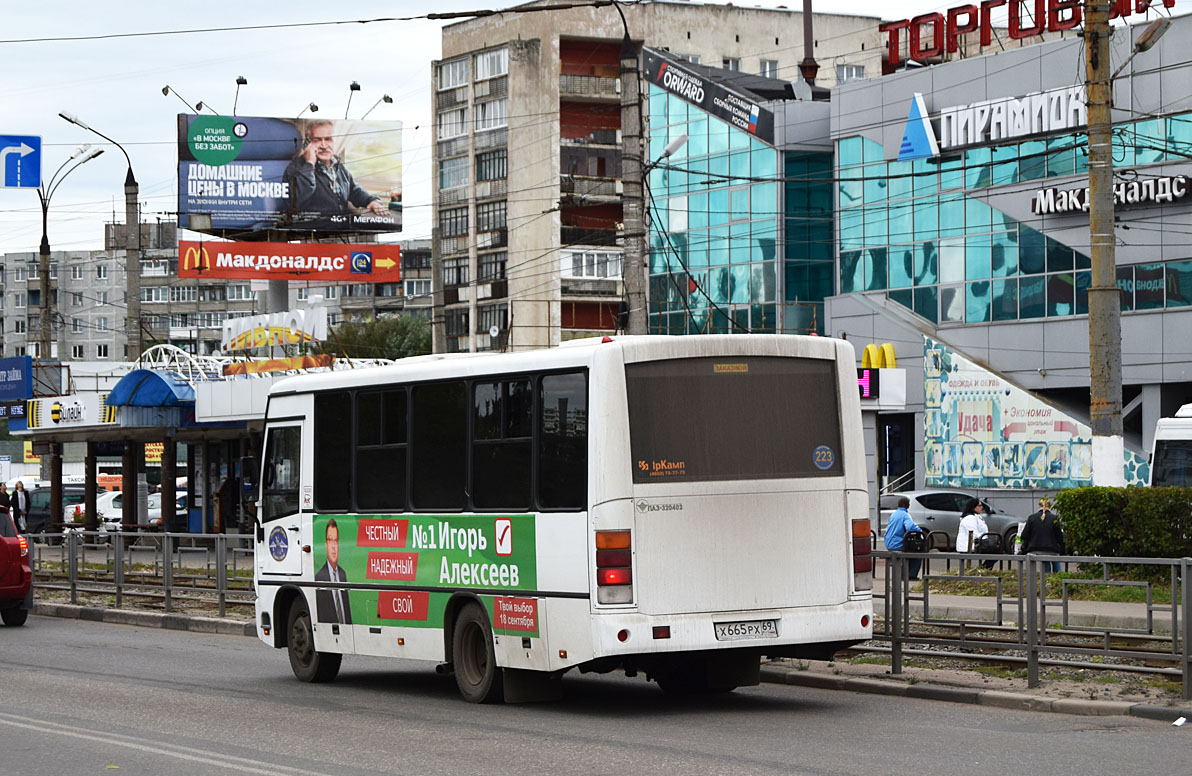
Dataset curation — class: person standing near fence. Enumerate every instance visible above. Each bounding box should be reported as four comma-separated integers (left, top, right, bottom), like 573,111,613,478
10,481,28,533
957,498,996,569
1021,496,1065,574
884,496,926,580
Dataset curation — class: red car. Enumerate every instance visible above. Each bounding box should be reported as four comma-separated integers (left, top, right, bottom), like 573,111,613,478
0,507,32,626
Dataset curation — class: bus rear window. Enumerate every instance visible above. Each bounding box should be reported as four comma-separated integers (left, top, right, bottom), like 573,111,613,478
627,356,843,483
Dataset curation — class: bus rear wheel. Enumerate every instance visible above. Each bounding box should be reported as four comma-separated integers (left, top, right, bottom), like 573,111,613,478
287,598,341,683
452,602,503,703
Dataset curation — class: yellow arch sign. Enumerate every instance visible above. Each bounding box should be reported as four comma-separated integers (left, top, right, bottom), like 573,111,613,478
181,244,212,273
861,343,897,369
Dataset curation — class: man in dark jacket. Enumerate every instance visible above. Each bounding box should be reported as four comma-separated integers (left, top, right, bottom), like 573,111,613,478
0,482,10,511
1021,496,1065,573
284,120,386,217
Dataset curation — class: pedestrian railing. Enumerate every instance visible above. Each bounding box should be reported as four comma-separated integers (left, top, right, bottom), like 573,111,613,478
28,530,255,618
876,550,1192,700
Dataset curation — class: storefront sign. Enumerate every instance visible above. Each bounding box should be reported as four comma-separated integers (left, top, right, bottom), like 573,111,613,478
0,356,33,402
940,85,1085,149
23,393,117,431
642,47,774,144
1032,174,1189,214
221,307,328,352
881,0,1174,67
179,240,400,282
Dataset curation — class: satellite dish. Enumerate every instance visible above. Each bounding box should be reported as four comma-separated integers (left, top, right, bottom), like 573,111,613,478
489,325,500,339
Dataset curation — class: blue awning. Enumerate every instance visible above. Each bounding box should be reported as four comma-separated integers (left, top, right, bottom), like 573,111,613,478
107,370,195,407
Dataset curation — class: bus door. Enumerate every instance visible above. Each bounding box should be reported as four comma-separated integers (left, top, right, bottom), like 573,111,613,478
257,423,305,576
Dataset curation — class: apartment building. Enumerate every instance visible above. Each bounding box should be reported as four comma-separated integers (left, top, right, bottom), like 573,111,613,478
433,0,882,352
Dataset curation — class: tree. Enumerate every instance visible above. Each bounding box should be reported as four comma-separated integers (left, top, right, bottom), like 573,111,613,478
312,314,431,361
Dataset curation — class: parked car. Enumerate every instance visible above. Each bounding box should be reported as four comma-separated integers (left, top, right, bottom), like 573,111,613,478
92,491,186,535
878,490,1022,552
0,507,32,626
25,486,86,537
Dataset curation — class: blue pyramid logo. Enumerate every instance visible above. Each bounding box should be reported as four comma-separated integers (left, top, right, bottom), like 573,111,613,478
898,92,939,161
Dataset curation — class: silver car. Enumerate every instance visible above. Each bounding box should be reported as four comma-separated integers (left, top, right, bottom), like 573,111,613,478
878,490,1022,552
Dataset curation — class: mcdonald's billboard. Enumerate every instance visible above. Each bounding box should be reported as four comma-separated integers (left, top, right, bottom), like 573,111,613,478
178,240,401,282
177,114,402,237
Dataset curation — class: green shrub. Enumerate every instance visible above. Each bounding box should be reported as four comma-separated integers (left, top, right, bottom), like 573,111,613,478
1054,487,1192,558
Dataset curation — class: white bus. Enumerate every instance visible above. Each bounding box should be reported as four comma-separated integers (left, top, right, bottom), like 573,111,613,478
252,335,873,702
1151,403,1192,486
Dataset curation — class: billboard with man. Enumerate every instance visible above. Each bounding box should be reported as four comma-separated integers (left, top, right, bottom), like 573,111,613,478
177,115,402,235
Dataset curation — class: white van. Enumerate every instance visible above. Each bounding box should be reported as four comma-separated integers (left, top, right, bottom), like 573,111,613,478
1150,403,1192,486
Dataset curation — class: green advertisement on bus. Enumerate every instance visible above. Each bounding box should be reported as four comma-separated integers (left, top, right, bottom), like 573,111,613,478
312,514,538,635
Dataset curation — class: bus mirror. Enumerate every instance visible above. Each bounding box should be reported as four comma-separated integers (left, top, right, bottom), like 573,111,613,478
240,456,259,504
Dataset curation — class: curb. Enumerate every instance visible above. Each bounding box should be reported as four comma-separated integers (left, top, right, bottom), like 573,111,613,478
34,602,256,638
759,666,1192,722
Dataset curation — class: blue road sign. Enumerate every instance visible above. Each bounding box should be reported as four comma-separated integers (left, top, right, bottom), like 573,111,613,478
0,135,42,189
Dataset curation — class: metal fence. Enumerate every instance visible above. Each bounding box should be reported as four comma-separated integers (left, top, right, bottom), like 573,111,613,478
30,531,255,618
876,549,1192,700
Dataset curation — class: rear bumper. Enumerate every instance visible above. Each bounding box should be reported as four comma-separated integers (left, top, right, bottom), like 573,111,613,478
588,596,872,660
0,569,32,606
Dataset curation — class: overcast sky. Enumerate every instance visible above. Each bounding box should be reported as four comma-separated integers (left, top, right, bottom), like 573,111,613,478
0,0,1075,255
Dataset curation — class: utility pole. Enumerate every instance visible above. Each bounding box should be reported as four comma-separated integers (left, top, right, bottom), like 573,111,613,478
1084,0,1124,486
125,172,142,360
620,30,647,335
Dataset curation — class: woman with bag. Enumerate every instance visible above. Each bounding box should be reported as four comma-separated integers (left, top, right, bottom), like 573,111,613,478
956,498,996,569
1021,496,1065,574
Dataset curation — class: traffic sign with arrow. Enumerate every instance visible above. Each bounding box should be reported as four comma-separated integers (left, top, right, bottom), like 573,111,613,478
0,135,42,189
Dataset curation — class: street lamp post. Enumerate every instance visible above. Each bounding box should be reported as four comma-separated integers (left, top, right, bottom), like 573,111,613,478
36,144,104,361
360,94,392,120
59,111,143,360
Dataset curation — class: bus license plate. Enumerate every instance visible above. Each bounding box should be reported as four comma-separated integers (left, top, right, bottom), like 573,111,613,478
714,619,778,641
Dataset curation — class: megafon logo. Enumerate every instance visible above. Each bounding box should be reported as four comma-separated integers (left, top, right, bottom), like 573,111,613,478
898,92,939,162
181,244,212,272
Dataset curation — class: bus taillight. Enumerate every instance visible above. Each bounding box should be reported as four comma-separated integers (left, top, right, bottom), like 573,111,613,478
595,530,634,605
851,519,873,591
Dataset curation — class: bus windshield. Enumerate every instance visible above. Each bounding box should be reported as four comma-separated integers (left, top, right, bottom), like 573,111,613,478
626,356,843,483
1152,439,1192,486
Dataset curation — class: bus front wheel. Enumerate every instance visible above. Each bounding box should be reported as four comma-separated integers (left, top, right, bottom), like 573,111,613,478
287,598,341,683
452,603,503,703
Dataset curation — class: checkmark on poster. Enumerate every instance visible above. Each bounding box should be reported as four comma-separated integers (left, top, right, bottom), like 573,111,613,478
495,518,512,556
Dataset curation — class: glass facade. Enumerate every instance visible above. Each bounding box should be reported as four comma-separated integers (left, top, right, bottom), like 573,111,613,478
646,85,782,334
837,113,1192,323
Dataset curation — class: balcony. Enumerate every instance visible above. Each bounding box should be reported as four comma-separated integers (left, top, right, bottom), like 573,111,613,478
559,74,619,100
562,277,620,298
561,176,621,202
561,226,619,247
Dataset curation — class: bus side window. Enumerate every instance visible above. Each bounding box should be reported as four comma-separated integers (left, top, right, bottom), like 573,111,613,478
315,392,351,511
356,388,408,511
412,381,467,509
262,426,302,522
538,372,587,510
472,378,532,510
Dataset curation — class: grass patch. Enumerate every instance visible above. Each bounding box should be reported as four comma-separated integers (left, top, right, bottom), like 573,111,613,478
1144,679,1183,694
973,664,1028,680
922,566,1174,603
849,656,891,666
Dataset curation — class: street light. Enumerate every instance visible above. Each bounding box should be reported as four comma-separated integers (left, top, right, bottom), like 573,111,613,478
345,81,361,119
161,85,198,114
297,102,318,118
195,101,221,114
360,94,393,120
35,144,104,360
59,110,142,360
233,75,248,115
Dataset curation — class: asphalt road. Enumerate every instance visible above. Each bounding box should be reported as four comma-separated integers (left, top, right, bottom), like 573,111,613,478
0,617,1188,776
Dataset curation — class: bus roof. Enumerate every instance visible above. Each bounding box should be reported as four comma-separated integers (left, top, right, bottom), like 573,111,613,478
268,334,848,398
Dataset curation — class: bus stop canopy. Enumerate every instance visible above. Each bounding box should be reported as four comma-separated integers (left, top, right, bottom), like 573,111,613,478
107,369,195,407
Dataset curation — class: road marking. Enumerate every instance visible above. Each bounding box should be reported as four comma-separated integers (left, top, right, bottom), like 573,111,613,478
0,712,334,776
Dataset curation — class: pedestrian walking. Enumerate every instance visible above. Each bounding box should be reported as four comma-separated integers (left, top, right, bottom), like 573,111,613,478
883,495,926,580
10,480,28,533
1021,496,1065,574
0,482,10,512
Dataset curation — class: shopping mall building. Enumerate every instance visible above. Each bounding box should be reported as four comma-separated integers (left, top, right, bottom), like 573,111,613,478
647,11,1192,516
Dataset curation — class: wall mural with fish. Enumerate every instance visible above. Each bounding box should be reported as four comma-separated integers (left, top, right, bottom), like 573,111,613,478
922,336,1149,489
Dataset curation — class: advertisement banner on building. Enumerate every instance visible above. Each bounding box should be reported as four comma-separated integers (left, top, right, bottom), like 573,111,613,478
221,307,328,352
0,356,33,402
642,47,775,144
177,115,402,235
178,240,400,282
22,393,119,431
223,354,335,376
923,336,1149,489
